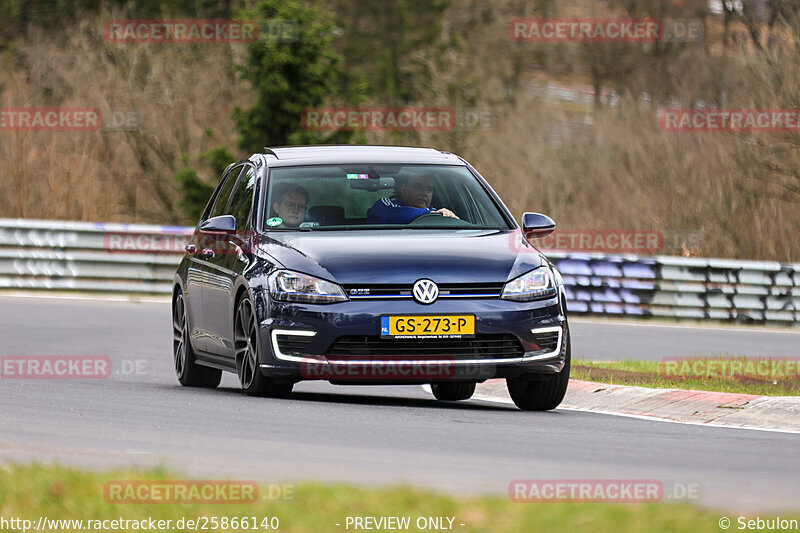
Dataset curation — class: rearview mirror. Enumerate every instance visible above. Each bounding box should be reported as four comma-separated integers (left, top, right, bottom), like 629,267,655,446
199,215,236,234
348,177,395,191
521,212,555,239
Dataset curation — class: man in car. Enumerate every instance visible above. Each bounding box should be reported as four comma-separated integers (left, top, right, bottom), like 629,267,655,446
366,173,458,224
272,183,309,228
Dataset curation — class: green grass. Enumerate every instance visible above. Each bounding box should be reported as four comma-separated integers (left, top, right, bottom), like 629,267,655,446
0,464,763,533
573,357,800,396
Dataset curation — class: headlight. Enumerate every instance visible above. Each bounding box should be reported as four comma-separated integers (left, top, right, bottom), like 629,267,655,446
501,267,557,302
268,270,348,304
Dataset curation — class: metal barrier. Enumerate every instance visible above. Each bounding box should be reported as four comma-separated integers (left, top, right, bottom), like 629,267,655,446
0,218,190,294
1,218,798,325
548,252,800,324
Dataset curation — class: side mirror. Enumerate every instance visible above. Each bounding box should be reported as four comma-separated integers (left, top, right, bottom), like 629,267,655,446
199,215,236,234
521,212,556,239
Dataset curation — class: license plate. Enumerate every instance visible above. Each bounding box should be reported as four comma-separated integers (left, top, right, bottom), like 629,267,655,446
380,315,475,339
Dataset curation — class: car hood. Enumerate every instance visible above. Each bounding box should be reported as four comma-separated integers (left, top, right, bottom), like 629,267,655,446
258,230,544,285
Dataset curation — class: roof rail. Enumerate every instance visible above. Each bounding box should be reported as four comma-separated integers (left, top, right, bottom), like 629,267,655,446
263,147,279,159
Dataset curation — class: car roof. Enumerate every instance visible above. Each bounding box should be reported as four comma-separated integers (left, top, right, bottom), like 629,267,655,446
257,145,465,167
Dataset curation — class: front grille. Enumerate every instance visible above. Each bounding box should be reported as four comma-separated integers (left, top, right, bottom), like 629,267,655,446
325,334,524,360
276,334,314,355
343,283,504,300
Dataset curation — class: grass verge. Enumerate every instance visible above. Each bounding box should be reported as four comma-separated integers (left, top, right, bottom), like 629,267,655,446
0,464,762,533
573,357,800,396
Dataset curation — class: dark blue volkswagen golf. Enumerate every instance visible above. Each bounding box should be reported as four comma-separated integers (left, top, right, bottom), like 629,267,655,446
172,146,569,410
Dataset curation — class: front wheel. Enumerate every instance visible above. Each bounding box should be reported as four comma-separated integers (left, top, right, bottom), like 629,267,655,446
431,382,476,401
234,296,294,398
506,324,570,411
172,291,221,388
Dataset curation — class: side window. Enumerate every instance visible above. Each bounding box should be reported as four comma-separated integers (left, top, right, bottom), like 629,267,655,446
228,166,257,231
208,167,243,219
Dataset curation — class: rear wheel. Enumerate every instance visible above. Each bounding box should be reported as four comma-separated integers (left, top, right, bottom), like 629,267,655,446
234,296,293,398
431,382,476,402
506,324,570,411
172,291,221,388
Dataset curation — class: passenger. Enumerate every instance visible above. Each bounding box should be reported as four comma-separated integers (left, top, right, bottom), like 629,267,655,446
271,183,309,228
366,173,458,224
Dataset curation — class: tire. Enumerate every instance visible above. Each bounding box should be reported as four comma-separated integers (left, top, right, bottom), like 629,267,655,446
173,291,221,388
506,324,571,411
431,382,476,402
234,295,294,398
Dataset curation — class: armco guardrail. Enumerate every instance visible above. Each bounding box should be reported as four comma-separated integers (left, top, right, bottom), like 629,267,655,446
0,218,191,294
547,252,800,324
1,219,798,325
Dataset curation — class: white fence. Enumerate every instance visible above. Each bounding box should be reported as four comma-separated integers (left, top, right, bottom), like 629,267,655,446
1,218,798,325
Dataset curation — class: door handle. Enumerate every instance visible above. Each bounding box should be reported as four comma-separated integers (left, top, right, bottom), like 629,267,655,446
202,248,215,258
185,244,198,254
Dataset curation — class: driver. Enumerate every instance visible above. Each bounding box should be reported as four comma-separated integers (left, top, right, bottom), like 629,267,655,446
272,183,309,228
366,173,458,224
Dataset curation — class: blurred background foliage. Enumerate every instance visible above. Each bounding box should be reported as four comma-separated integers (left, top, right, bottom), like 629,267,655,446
0,0,799,260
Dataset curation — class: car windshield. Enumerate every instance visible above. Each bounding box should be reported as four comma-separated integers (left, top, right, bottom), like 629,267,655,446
263,164,511,231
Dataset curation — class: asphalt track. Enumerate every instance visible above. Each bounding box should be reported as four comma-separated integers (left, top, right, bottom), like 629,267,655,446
1,295,799,512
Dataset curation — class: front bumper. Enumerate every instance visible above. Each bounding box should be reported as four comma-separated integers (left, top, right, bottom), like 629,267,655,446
255,293,567,383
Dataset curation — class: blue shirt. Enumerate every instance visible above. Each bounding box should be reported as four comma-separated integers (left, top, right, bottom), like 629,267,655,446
366,197,436,224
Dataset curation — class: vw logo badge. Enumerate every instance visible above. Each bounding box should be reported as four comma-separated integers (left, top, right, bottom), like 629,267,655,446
412,279,439,304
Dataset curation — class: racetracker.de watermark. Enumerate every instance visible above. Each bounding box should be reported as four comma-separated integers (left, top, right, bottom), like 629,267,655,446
660,357,800,380
510,229,664,254
1,356,111,379
300,358,496,381
509,18,703,42
509,480,700,503
301,107,457,131
104,231,192,254
0,356,147,379
660,109,800,132
103,481,274,504
104,230,258,255
101,109,140,132
104,20,258,43
0,108,140,132
0,108,101,131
